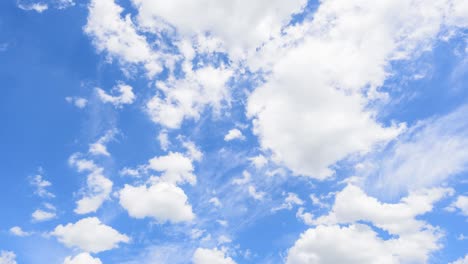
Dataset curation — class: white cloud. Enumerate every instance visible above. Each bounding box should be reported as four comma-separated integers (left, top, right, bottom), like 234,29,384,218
447,195,468,216
147,152,196,185
273,192,304,211
364,104,468,197
232,171,251,185
52,217,129,253
84,0,162,77
89,129,116,157
119,182,194,223
29,174,55,198
96,84,136,108
248,185,265,201
450,255,468,264
131,0,306,58
246,0,468,180
192,248,236,264
9,226,30,237
32,208,56,222
18,2,48,13
224,129,245,142
289,184,452,263
248,155,268,169
64,253,102,264
65,97,88,109
296,207,314,226
181,140,203,162
0,251,16,264
209,197,222,208
158,130,169,151
69,155,113,214
146,66,233,129
56,0,75,9
286,224,397,264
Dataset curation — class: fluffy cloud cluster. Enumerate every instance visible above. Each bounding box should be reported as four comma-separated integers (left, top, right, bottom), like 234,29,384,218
119,152,197,223
289,184,452,263
192,248,236,264
52,217,129,253
69,154,113,214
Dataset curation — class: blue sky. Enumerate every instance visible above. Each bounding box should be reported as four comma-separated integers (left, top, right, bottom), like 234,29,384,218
0,0,467,263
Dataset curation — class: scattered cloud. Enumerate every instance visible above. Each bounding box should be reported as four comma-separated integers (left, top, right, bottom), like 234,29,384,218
64,253,102,264
96,84,136,108
52,217,129,253
192,248,236,264
119,182,194,223
224,129,245,142
9,226,30,237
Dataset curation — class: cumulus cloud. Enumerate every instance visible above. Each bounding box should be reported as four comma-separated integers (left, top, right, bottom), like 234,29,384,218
192,248,236,264
0,251,16,264
89,129,116,157
96,84,136,108
119,182,194,223
447,195,468,216
273,192,304,211
224,129,245,141
363,104,468,197
147,66,233,129
32,208,56,222
63,253,102,264
246,0,468,180
52,217,129,253
69,154,113,214
9,226,30,237
289,184,452,264
147,152,196,185
248,185,265,201
232,171,251,185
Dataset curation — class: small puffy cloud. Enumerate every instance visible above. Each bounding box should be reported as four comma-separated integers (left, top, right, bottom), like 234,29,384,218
29,174,55,198
224,129,245,141
148,152,196,185
119,182,194,223
89,130,116,157
69,155,113,214
96,84,135,107
56,0,75,9
447,195,468,216
32,209,56,222
209,197,222,208
273,192,304,211
18,2,48,13
248,185,265,201
9,226,30,237
52,217,129,253
249,155,268,169
0,251,16,264
192,248,236,264
450,255,468,264
232,171,251,185
65,97,88,109
63,253,102,264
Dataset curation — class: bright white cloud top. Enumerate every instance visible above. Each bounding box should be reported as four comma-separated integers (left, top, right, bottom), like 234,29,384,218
1,0,467,263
